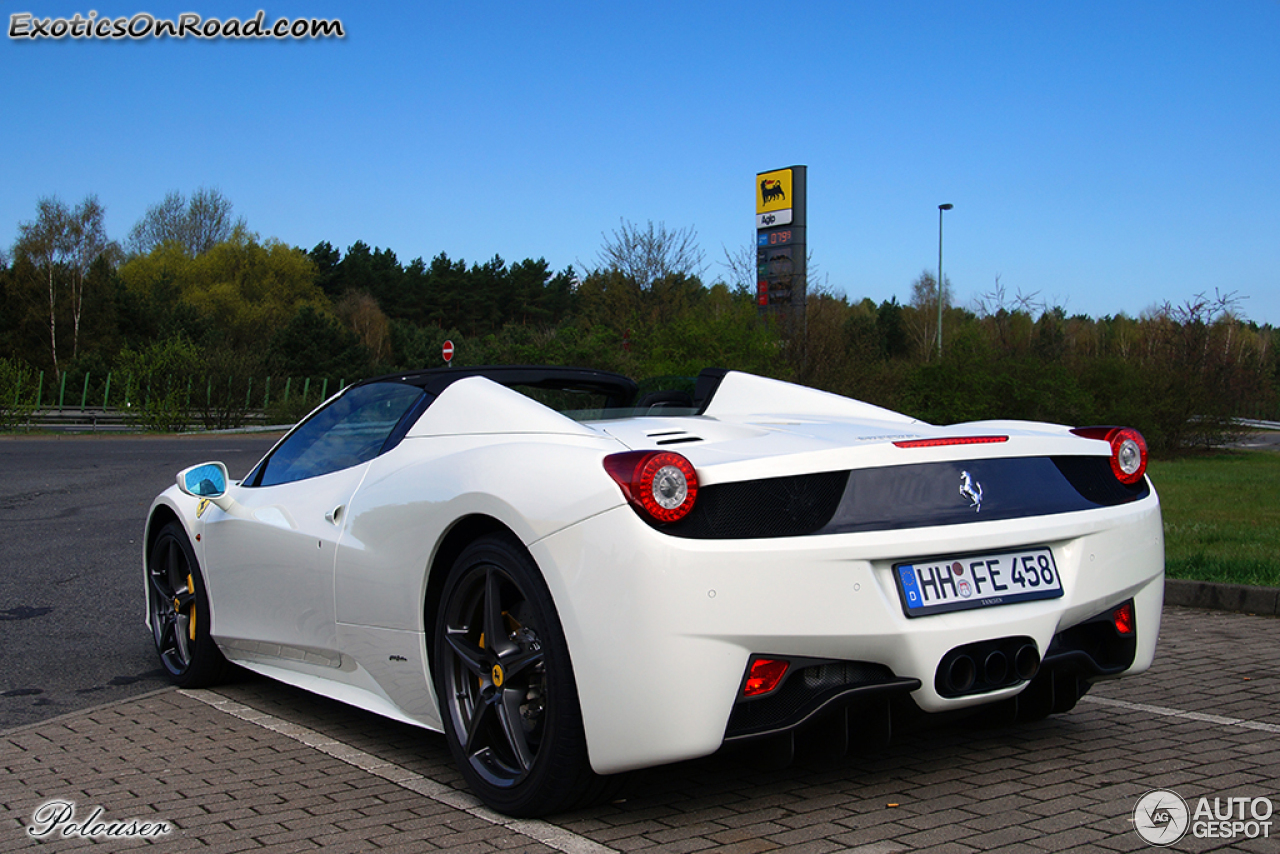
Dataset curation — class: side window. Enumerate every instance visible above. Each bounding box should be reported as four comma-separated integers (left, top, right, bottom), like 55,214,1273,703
254,382,425,487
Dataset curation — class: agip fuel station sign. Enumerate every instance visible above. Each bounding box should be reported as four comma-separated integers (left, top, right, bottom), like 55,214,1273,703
756,168,795,228
756,165,806,330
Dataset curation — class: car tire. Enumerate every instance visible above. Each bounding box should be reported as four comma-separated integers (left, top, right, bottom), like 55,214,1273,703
147,521,233,688
433,534,617,816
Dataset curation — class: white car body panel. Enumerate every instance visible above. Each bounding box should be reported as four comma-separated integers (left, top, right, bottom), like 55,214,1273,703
702,370,920,424
406,375,599,439
334,432,623,630
201,462,370,653
535,492,1163,773
145,369,1165,779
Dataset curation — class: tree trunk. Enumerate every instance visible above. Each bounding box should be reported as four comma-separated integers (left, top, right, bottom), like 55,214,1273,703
47,264,59,379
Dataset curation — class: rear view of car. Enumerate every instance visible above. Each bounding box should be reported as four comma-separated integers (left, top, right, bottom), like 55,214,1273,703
144,366,1163,816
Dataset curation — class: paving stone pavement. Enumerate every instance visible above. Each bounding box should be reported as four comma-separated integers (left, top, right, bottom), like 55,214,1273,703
2,606,1277,853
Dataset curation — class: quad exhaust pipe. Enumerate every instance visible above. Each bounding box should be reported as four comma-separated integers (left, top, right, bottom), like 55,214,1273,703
984,650,1008,685
946,654,976,693
937,638,1040,698
1013,642,1041,681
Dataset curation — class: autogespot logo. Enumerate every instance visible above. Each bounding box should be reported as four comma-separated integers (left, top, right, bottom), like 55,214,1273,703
1134,788,1275,846
1134,789,1189,846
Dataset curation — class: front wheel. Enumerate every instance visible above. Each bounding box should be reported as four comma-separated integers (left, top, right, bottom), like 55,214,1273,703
147,521,233,688
433,535,614,816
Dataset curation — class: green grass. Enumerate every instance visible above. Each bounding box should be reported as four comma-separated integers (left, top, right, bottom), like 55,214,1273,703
1150,449,1280,587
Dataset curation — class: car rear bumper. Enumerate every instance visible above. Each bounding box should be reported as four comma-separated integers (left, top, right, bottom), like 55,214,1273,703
533,491,1164,775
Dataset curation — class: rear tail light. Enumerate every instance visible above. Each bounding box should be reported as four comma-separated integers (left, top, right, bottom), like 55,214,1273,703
742,658,790,697
1071,426,1148,485
1113,601,1135,636
603,451,699,524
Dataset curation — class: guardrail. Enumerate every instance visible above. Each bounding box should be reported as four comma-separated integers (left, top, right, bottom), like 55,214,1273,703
4,370,352,431
21,408,129,431
12,408,278,432
8,370,350,411
1236,419,1280,431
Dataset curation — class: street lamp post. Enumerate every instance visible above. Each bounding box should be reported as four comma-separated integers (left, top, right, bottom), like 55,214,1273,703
937,203,953,359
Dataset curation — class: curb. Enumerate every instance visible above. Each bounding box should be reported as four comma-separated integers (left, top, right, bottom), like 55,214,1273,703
1165,578,1280,616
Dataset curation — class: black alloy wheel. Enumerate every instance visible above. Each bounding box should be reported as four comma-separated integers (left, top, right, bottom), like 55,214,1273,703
434,535,612,816
147,521,232,687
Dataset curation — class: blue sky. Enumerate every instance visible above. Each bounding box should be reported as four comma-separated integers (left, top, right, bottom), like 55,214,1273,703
4,1,1278,325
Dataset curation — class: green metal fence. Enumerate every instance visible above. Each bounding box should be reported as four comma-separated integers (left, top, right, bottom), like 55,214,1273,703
8,370,353,429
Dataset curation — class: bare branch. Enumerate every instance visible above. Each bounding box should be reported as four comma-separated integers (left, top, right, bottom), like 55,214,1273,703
128,187,244,257
594,219,706,291
718,242,757,293
973,274,1043,318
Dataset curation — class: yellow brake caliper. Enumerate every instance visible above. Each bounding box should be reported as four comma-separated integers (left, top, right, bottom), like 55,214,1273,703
186,574,197,641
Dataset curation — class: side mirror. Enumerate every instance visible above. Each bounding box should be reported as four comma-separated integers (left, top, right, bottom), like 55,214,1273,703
177,462,229,498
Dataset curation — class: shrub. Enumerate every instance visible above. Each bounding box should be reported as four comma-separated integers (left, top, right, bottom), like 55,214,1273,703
0,357,38,430
115,336,202,432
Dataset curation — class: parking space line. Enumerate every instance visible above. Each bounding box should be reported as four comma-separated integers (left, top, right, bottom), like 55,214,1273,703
182,689,618,854
1084,695,1280,734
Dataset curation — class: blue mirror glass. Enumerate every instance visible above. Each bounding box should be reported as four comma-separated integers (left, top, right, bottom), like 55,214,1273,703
184,463,227,497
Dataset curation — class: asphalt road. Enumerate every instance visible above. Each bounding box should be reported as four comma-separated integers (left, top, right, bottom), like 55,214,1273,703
1234,430,1280,451
0,433,281,729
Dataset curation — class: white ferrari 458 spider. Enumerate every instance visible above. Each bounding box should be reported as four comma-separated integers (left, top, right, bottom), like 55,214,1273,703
145,366,1163,815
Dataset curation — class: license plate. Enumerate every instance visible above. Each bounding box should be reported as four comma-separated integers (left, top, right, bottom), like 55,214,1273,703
894,548,1062,617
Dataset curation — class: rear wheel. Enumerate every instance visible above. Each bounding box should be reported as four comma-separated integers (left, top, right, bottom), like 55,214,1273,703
433,535,613,816
147,521,232,688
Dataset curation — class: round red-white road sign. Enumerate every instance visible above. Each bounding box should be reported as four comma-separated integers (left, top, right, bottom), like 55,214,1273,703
442,340,454,363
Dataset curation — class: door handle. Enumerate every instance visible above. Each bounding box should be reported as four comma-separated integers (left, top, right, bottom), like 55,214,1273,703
325,505,344,525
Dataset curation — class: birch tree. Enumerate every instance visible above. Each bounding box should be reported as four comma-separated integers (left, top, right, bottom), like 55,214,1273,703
15,197,71,377
66,195,112,361
908,269,953,359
